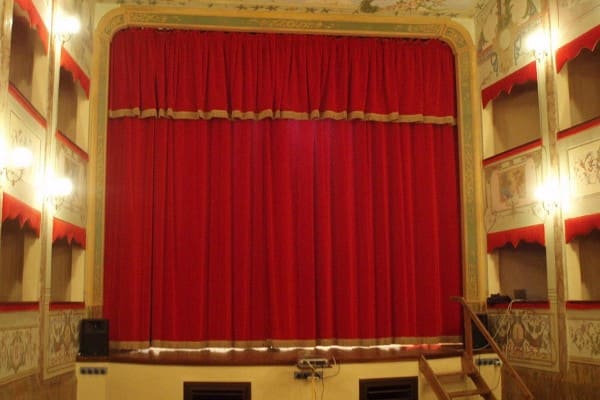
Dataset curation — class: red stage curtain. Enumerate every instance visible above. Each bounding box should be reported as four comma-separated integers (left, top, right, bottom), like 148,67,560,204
104,29,462,348
105,117,462,347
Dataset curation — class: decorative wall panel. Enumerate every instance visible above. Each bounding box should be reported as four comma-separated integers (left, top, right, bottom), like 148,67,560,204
489,309,556,368
54,140,87,226
46,309,85,376
475,0,542,89
0,312,39,384
484,148,545,233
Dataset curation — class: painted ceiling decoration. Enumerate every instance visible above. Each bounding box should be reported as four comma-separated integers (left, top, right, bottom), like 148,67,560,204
101,0,490,17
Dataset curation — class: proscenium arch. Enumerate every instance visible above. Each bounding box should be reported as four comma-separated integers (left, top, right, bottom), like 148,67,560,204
88,6,486,313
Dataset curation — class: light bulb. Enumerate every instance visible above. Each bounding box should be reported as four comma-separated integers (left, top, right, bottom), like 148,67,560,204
55,14,81,37
9,146,33,169
53,177,73,197
525,29,548,57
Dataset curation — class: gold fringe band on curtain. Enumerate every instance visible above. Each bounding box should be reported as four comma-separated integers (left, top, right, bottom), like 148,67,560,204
108,107,457,126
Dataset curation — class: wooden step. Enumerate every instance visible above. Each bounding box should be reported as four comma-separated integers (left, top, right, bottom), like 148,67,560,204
435,371,467,384
448,388,491,398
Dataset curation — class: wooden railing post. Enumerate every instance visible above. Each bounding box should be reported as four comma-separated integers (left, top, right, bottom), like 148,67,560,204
463,302,473,361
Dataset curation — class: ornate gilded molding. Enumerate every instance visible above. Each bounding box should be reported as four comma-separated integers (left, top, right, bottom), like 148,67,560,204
90,6,484,309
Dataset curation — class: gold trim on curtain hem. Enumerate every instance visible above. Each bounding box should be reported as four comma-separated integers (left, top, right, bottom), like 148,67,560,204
108,108,457,126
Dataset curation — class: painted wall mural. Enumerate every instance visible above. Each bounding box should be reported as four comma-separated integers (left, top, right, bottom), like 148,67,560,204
559,125,600,220
568,138,600,198
567,313,600,364
98,0,489,17
0,326,39,383
475,0,542,89
5,97,46,209
55,140,87,226
59,0,95,77
46,309,85,375
484,148,545,233
489,309,555,367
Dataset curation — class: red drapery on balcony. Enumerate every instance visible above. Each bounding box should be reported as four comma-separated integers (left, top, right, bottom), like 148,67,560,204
481,61,537,108
564,213,600,243
104,29,462,348
52,217,86,248
486,224,545,253
556,25,600,73
14,0,48,51
1,193,41,236
60,48,90,98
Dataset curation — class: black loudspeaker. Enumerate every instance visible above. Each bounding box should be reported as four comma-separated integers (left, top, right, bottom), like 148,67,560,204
79,319,109,357
472,313,489,350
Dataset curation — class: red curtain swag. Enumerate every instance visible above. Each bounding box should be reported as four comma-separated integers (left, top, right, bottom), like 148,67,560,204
109,29,456,124
486,224,545,253
60,48,90,98
556,25,600,73
2,193,41,236
53,217,86,248
564,213,600,243
14,0,49,52
104,29,462,348
481,61,537,108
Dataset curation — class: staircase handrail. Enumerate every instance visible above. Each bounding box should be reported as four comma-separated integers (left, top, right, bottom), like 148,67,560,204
451,296,534,400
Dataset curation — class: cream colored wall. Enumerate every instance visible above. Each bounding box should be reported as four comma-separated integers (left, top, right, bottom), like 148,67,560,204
498,244,548,301
77,358,501,400
566,46,600,126
76,87,89,151
22,233,41,301
578,231,600,300
57,68,78,140
0,221,24,301
491,83,540,155
51,241,73,302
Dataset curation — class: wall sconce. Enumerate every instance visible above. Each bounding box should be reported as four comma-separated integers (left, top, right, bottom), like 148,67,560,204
535,178,569,215
0,146,33,186
54,13,80,43
526,29,549,61
45,176,73,209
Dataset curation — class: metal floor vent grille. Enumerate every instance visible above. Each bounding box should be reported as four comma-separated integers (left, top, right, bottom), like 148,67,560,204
184,382,251,400
359,377,418,400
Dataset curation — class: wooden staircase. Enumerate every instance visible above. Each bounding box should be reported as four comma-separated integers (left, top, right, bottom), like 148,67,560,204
419,353,495,399
419,297,534,400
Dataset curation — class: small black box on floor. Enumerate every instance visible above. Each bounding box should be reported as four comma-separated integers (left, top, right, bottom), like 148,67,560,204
472,313,489,350
79,319,109,357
